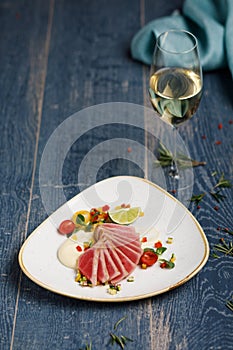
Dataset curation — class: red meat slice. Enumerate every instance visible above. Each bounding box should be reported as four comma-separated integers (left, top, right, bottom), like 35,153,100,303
97,228,143,261
115,242,142,265
77,246,99,285
104,239,138,283
103,248,121,281
97,249,109,284
110,247,137,284
107,247,129,283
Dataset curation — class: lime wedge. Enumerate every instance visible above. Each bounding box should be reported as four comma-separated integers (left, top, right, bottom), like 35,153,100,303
108,207,141,225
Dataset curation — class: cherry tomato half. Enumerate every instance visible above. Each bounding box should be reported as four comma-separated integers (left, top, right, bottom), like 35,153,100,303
58,220,75,235
140,251,158,266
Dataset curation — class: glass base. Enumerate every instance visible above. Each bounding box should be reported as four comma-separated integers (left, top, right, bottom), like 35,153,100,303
169,169,179,180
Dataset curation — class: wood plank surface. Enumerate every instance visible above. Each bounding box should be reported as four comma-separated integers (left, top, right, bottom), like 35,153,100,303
0,0,232,349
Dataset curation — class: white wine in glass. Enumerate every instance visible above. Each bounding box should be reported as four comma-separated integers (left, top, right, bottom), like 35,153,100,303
149,30,203,178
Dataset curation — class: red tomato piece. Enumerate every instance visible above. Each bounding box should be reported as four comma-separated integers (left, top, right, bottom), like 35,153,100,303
154,241,162,248
58,220,75,235
140,251,158,266
160,262,167,269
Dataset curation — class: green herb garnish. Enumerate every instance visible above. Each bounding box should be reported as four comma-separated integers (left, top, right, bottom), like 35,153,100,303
143,247,167,255
79,341,92,350
143,247,156,253
190,173,232,207
108,316,133,349
109,333,133,349
155,142,206,168
214,173,232,189
76,214,86,226
190,193,206,205
155,247,167,255
226,298,233,312
213,238,233,257
159,259,175,269
114,316,127,330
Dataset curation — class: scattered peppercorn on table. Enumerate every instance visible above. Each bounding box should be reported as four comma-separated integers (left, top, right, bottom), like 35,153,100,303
1,1,232,349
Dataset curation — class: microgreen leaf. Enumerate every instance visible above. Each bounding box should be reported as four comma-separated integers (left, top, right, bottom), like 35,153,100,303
78,214,85,221
76,214,86,226
143,248,156,254
155,247,167,255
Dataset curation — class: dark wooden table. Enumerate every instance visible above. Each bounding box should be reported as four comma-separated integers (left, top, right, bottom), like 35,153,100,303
1,1,232,349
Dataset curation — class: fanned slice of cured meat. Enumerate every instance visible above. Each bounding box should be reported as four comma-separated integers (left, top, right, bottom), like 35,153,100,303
115,242,142,265
97,248,109,284
105,234,142,264
110,247,137,284
77,246,99,285
108,249,129,283
103,248,121,281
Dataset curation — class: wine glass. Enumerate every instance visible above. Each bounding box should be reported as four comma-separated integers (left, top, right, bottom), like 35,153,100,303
149,29,203,179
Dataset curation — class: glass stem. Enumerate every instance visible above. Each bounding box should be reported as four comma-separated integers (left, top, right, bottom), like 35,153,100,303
169,126,179,179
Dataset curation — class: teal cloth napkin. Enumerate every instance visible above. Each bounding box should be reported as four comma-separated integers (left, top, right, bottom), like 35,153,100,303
131,0,233,77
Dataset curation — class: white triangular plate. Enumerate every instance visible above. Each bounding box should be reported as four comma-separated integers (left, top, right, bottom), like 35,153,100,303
19,176,209,302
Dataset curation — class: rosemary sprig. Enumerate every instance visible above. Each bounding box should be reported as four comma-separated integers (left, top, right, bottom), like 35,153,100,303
79,342,92,350
213,238,233,257
109,316,133,349
155,142,206,168
114,316,127,330
214,173,232,189
109,333,133,349
190,173,232,206
226,298,233,312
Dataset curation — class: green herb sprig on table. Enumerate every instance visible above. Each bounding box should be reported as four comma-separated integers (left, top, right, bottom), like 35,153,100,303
209,173,232,202
213,238,233,257
226,298,233,312
79,342,92,350
214,173,232,189
190,173,232,206
109,316,134,349
190,193,206,205
155,142,206,168
79,316,133,350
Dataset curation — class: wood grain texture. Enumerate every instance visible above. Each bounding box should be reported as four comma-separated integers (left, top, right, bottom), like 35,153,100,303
0,0,232,349
0,1,54,349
